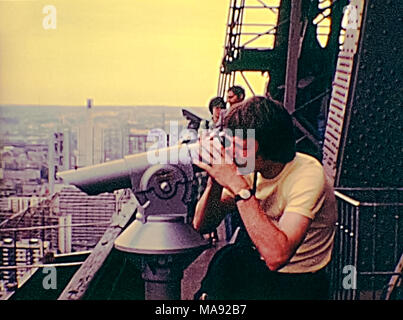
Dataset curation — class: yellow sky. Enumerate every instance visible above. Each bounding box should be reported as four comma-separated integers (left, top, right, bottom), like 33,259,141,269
0,0,231,107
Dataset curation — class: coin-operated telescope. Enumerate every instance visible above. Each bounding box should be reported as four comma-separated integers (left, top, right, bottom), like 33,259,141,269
57,143,209,300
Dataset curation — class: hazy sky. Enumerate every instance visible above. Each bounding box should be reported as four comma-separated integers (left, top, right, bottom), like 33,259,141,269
0,0,231,107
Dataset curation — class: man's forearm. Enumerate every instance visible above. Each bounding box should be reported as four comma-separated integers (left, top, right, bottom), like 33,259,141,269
236,197,291,270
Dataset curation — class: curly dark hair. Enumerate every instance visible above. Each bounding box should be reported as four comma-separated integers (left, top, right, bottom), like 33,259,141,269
224,96,296,163
228,86,245,100
208,96,226,114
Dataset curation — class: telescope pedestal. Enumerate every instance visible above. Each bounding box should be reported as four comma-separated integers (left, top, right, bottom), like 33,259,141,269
112,163,209,300
133,250,204,300
115,216,208,300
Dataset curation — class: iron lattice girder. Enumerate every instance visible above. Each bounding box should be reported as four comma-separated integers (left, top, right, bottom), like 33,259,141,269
221,1,289,75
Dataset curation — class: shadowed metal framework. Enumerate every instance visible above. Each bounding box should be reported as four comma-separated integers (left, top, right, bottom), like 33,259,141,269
217,0,347,161
217,0,402,300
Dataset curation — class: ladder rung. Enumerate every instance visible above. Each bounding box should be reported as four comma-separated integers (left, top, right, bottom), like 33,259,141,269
231,6,279,9
242,23,277,26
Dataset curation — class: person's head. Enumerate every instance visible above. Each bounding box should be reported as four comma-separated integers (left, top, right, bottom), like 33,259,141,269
227,86,245,106
208,96,226,123
224,96,296,165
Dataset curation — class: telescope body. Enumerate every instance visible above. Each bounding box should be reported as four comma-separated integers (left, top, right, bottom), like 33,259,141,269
57,143,199,195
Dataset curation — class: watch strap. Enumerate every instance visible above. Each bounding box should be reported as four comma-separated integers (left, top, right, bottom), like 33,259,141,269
234,188,254,203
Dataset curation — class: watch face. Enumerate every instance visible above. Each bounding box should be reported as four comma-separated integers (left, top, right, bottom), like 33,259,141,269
239,189,251,199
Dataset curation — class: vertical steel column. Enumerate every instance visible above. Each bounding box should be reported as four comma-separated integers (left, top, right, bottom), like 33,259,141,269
283,0,301,113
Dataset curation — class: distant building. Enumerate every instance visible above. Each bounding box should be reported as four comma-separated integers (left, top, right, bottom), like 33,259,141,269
6,196,44,213
55,186,117,252
2,169,40,181
0,238,45,292
103,127,124,161
76,100,105,167
1,143,48,197
48,130,73,194
76,116,151,167
124,126,150,156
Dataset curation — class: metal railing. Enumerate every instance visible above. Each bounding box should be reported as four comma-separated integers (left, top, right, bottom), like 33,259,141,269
327,188,403,300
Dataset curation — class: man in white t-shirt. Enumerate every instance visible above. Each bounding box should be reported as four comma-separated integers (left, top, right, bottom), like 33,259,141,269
193,96,337,300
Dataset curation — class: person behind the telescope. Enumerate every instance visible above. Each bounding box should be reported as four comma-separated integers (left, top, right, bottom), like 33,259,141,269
192,96,337,300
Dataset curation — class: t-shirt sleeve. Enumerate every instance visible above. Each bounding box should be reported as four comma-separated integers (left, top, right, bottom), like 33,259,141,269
284,166,326,220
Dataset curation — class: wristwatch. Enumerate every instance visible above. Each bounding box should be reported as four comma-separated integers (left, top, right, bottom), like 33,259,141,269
234,188,254,203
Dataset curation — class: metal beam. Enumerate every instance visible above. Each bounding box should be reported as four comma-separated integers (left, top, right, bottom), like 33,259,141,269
284,0,302,113
292,117,322,150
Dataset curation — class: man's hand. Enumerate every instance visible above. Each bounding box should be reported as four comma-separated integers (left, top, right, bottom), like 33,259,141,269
194,135,249,195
